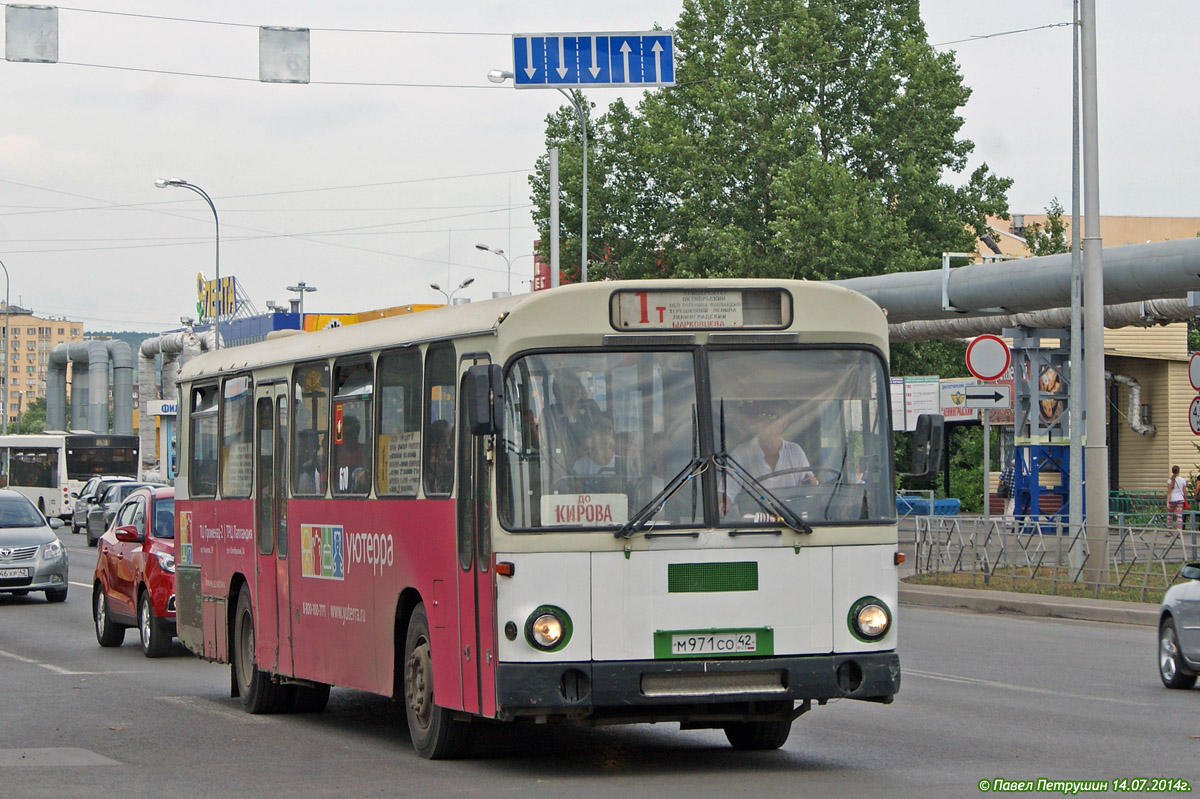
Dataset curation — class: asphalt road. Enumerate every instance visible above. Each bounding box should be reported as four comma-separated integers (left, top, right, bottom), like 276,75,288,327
1,532,1196,799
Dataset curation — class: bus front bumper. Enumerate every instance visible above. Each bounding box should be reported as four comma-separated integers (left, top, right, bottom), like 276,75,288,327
494,652,899,722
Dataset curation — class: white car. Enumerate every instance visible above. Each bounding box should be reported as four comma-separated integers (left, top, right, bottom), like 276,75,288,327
0,489,69,602
1159,563,1200,689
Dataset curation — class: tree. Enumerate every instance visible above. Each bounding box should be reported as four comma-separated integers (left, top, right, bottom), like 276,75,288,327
1024,198,1070,256
13,396,46,434
530,0,1012,284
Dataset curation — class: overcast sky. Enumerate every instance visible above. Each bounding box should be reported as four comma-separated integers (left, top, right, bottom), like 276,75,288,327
0,1,1193,332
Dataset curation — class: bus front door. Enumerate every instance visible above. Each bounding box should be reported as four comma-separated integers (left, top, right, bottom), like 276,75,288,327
456,361,497,717
254,385,293,675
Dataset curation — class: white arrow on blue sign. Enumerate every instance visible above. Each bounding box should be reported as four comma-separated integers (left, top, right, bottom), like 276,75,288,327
512,32,675,88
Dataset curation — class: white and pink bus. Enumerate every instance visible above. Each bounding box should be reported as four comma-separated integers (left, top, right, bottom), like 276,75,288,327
174,280,940,759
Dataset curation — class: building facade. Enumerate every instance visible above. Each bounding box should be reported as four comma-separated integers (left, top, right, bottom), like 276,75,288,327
0,303,84,425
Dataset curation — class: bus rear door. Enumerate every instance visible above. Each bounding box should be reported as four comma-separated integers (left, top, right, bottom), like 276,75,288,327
254,383,293,675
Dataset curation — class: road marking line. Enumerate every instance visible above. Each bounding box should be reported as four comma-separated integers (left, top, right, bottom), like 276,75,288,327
0,647,137,675
157,695,272,724
69,581,92,589
906,668,1154,707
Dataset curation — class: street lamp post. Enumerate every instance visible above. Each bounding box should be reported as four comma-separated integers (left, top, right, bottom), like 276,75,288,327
0,257,9,435
430,278,475,305
155,178,221,350
474,243,512,294
286,280,318,318
488,70,589,283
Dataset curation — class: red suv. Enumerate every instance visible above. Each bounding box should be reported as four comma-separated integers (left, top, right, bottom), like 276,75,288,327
92,486,177,657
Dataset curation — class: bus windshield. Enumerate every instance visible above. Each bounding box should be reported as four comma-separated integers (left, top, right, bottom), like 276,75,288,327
64,436,139,481
500,350,701,531
498,346,893,532
709,348,893,527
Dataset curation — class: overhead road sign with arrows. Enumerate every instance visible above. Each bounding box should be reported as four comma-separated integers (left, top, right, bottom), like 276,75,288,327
512,32,675,88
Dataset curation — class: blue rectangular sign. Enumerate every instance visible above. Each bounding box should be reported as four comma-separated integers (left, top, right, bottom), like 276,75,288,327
512,31,674,88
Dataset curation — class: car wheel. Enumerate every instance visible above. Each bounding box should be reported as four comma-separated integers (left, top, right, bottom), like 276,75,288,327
722,720,793,750
402,603,471,759
93,585,126,647
233,586,287,713
45,587,68,603
138,591,171,658
1160,617,1198,689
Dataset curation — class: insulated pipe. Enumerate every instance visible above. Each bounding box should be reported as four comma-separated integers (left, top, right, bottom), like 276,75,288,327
85,339,109,434
107,340,134,436
138,331,202,471
833,238,1200,325
1109,373,1155,436
887,298,1196,342
46,345,68,432
68,343,91,428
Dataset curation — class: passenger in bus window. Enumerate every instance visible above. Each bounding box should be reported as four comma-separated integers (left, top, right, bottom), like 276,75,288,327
546,369,602,459
427,419,454,494
719,401,816,515
572,415,628,494
335,415,369,493
295,429,325,494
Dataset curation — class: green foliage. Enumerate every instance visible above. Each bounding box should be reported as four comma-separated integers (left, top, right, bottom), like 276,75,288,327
530,0,1012,283
12,396,46,434
1023,198,1070,257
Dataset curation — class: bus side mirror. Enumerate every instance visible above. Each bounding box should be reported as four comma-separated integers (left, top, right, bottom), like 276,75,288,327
904,413,944,483
465,364,504,436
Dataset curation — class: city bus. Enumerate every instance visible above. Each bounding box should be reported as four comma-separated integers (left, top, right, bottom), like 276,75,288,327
0,433,140,519
173,280,941,759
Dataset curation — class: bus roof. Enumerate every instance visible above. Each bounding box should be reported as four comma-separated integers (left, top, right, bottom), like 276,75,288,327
176,279,887,382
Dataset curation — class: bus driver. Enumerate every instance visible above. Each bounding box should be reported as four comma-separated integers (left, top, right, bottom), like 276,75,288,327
719,401,816,515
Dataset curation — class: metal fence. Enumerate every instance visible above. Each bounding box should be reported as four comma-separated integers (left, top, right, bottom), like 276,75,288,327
904,513,1200,603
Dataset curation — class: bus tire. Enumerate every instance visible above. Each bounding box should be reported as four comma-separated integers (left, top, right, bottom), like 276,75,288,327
722,720,793,751
289,682,331,713
233,586,287,714
93,585,126,647
402,603,471,759
138,590,172,658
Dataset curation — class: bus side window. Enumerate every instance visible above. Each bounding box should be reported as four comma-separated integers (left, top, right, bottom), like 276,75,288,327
292,362,330,497
189,385,219,498
377,347,422,497
423,343,456,497
332,358,373,497
220,376,255,499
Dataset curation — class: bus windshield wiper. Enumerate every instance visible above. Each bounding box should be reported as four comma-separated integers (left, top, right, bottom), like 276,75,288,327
713,451,813,534
615,457,706,540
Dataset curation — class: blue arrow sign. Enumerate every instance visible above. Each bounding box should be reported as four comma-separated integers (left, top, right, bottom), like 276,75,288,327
512,31,674,89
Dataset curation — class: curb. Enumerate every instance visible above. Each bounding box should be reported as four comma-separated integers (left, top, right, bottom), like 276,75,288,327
898,582,1160,627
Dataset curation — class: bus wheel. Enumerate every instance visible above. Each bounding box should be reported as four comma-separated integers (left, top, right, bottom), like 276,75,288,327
289,682,331,713
402,603,471,759
94,585,126,647
233,586,287,714
723,720,793,751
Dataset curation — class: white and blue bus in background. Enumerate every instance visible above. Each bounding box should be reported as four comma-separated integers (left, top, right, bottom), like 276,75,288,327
0,433,139,519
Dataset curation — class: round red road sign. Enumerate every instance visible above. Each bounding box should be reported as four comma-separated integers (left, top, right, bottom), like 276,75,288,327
965,334,1010,382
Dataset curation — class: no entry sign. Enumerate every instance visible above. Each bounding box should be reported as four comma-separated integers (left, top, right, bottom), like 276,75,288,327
965,334,1011,382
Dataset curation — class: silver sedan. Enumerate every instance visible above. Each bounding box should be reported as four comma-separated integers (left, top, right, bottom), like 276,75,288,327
1159,563,1200,689
0,489,69,602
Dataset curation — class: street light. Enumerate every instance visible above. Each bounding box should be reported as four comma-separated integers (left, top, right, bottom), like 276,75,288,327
474,243,512,294
430,277,475,304
0,257,9,434
286,280,317,318
155,178,221,350
488,69,589,283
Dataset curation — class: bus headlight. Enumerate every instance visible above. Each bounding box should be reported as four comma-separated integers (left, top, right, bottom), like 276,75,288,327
525,606,572,652
848,596,891,642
